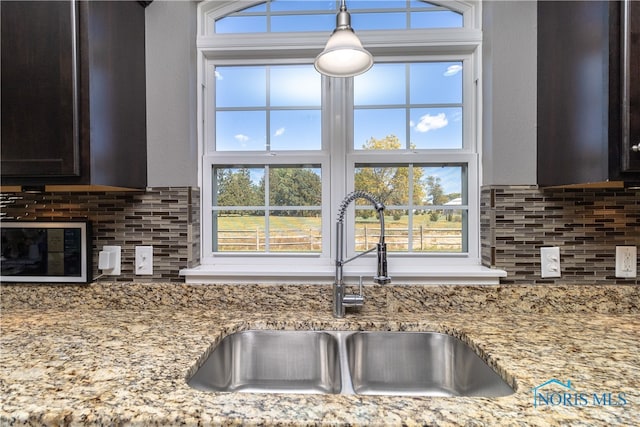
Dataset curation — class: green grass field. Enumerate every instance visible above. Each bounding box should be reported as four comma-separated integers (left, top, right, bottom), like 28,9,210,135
217,215,319,230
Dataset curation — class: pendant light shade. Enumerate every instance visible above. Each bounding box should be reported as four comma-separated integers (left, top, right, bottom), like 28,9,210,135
314,0,373,77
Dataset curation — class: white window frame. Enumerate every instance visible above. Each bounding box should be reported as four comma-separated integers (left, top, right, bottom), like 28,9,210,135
181,0,506,284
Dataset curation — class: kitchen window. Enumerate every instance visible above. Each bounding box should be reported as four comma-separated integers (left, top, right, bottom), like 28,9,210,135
185,0,501,283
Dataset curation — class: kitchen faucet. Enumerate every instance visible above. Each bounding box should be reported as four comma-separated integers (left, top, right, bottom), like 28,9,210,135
333,191,391,318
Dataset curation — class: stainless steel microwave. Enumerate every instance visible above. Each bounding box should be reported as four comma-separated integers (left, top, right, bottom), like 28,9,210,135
1,221,91,283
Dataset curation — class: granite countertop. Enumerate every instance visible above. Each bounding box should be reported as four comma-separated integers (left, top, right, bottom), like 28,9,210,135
1,283,639,426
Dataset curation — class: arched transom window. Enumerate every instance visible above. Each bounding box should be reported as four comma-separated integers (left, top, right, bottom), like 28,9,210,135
186,0,490,284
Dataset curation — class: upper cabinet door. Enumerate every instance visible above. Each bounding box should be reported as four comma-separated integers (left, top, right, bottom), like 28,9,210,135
537,1,612,186
1,0,147,190
537,0,640,186
622,0,640,172
1,1,80,178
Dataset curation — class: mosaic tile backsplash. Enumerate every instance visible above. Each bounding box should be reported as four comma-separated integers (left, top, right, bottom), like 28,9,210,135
1,188,199,282
482,186,639,285
1,185,638,284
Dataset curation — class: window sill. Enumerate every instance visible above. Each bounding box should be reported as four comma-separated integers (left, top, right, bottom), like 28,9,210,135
179,264,506,285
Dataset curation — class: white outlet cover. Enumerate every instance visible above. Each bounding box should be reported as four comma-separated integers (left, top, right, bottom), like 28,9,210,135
101,245,121,276
615,246,637,278
135,246,153,275
541,246,561,278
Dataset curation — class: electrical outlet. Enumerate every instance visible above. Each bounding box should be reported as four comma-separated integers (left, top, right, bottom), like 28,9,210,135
135,246,153,275
99,246,121,275
615,246,637,278
541,246,561,278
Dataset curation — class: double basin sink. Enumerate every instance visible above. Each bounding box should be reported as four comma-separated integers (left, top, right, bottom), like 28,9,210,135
187,330,514,397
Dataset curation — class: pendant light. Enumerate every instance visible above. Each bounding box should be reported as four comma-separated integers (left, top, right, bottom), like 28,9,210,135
314,0,373,77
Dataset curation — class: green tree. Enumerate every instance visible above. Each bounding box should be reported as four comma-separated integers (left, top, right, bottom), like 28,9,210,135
354,135,425,219
424,175,446,206
265,168,321,217
424,175,446,222
215,168,262,214
446,192,462,202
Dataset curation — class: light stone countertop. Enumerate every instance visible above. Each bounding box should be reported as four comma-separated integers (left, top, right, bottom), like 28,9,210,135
1,283,638,426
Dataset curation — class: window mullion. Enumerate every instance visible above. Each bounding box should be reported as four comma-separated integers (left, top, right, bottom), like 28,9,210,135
329,77,356,259
264,165,270,252
408,164,414,252
405,63,411,149
265,66,271,151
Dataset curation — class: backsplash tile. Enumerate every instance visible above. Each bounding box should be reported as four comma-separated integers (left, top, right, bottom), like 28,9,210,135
481,185,639,285
0,187,200,282
3,185,637,285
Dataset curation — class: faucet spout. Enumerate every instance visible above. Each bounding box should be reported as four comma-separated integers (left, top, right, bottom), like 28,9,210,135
333,191,391,317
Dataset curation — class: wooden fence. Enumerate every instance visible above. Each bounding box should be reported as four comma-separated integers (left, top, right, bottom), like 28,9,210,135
216,225,462,252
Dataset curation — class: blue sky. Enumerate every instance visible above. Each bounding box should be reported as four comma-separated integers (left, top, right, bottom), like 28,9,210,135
215,0,463,33
215,62,462,151
213,1,465,195
214,61,464,194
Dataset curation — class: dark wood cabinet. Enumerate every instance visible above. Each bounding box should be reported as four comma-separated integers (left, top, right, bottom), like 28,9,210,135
1,1,147,189
1,1,80,178
537,0,640,187
622,0,640,173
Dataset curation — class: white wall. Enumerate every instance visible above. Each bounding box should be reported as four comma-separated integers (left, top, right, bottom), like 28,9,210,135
144,0,538,187
482,0,538,185
145,0,198,187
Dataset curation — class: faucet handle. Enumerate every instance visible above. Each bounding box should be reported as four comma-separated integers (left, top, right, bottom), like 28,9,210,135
342,276,364,308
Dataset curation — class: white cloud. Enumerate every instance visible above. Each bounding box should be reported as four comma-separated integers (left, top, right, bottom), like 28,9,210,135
273,127,285,137
234,134,249,142
415,113,448,133
443,65,462,77
215,70,223,80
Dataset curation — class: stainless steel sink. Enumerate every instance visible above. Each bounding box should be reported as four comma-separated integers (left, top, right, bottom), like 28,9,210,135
187,330,514,397
346,331,514,397
187,330,341,394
